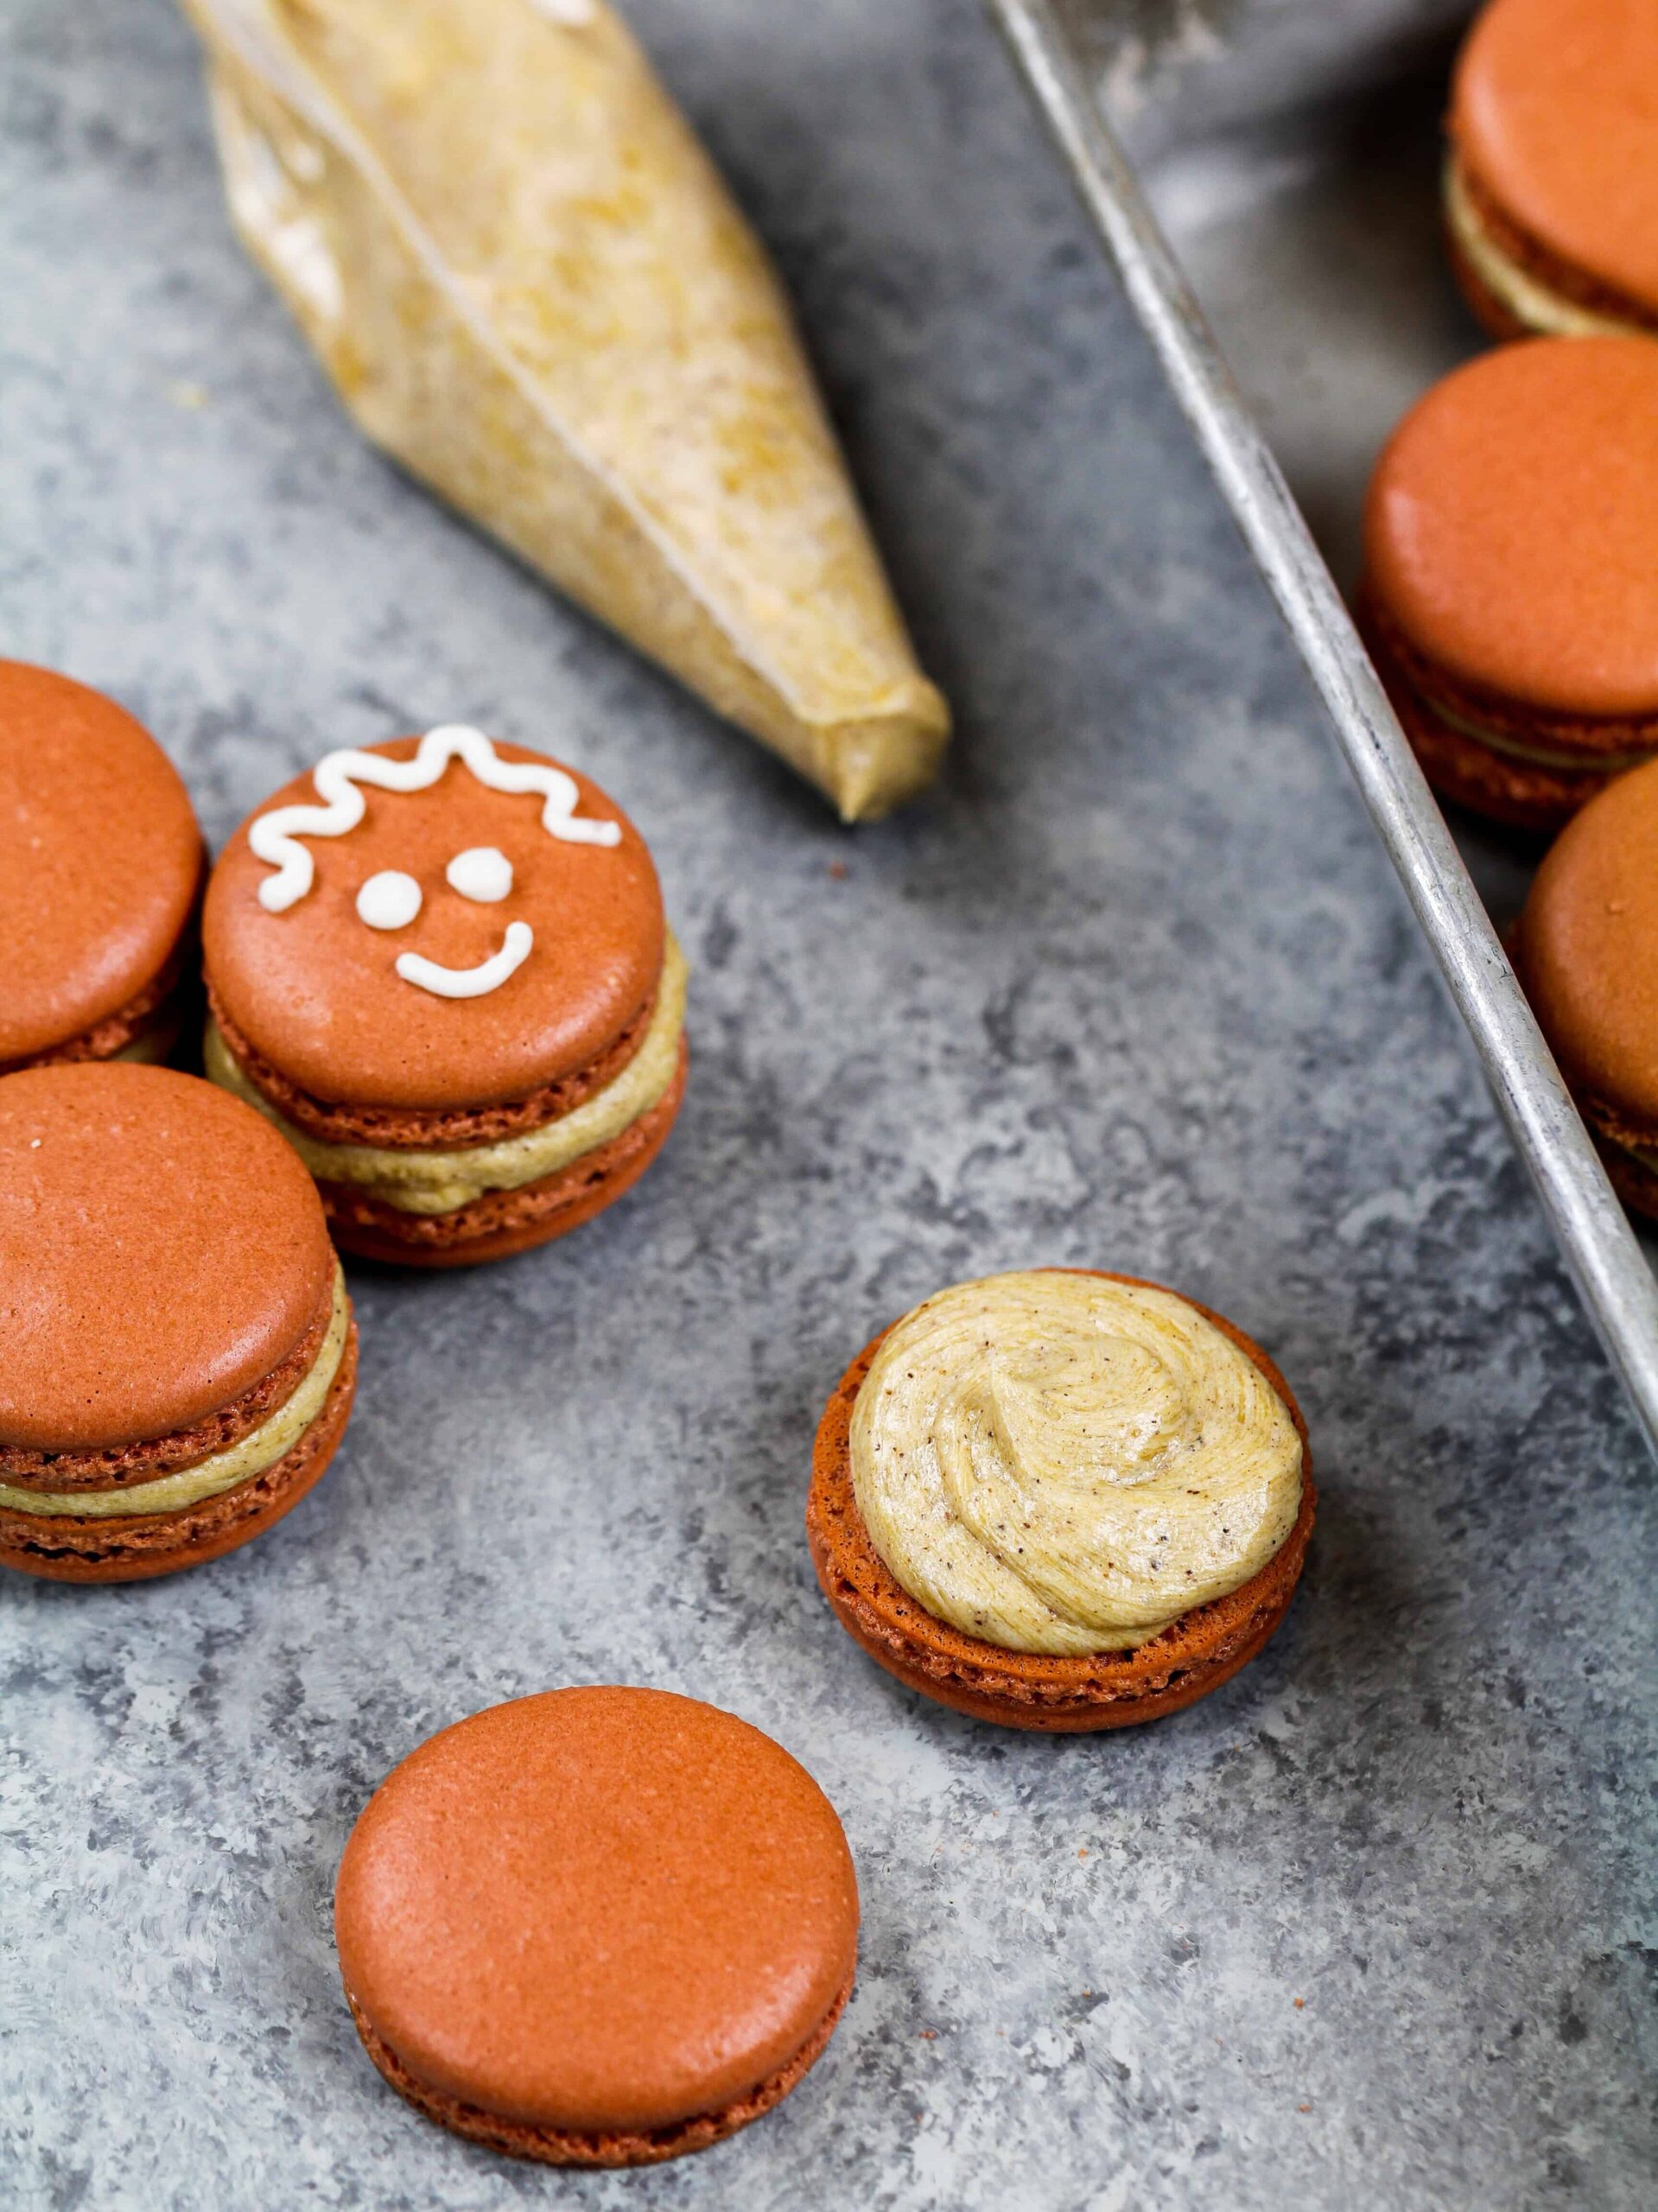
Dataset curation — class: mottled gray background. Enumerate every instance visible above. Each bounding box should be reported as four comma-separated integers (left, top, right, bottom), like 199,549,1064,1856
2,3,1653,2208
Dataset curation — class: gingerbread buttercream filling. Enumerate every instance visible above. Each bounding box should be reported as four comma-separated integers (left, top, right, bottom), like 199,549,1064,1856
1445,157,1658,340
849,1272,1303,1657
202,968,657,1150
0,1278,334,1491
0,1268,350,1519
1423,701,1656,775
206,938,687,1215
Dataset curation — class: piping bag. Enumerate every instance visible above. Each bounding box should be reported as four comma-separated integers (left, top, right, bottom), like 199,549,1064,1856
177,0,950,820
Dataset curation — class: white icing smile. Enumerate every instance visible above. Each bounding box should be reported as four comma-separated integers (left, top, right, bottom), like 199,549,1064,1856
351,849,530,995
396,920,534,1000
248,726,621,1004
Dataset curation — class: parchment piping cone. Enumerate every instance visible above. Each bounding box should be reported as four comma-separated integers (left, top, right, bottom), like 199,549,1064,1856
179,0,950,819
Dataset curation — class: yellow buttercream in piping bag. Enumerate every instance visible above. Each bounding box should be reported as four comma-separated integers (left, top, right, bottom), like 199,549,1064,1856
176,0,950,820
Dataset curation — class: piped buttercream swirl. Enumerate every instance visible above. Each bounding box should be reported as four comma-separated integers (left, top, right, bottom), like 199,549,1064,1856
849,1271,1303,1656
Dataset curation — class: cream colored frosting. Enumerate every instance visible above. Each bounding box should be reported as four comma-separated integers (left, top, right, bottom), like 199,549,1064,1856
205,936,686,1213
1,1265,349,1519
850,1272,1303,1656
1445,160,1642,342
1418,688,1655,775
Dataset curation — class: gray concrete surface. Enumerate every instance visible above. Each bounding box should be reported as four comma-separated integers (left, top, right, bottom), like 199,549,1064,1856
1,3,1653,2207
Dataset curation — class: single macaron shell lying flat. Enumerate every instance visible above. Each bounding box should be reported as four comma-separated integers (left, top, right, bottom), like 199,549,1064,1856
0,1062,356,1582
0,660,201,1071
335,1688,858,2165
809,1271,1314,1732
1361,338,1658,828
202,729,686,1265
1448,0,1658,340
1514,755,1658,1218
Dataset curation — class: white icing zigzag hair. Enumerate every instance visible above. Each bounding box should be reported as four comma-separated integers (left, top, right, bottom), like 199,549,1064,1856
248,724,622,913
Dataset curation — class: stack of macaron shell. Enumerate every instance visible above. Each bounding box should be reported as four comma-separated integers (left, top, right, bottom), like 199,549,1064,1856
0,1063,357,1582
1446,0,1658,343
1359,337,1658,831
0,659,202,1074
809,1270,1313,1730
201,725,686,1267
1513,757,1658,1220
335,1688,859,2167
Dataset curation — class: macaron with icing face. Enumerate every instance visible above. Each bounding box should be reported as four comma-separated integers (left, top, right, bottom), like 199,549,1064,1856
1446,0,1658,342
808,1270,1313,1731
335,1688,858,2167
1513,756,1658,1220
0,659,202,1074
0,1063,356,1583
202,725,686,1267
1359,337,1658,830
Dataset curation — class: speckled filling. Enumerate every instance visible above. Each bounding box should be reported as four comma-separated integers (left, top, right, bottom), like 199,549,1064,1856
849,1272,1303,1656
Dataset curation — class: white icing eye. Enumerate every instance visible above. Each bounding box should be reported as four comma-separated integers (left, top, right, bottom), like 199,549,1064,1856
446,846,514,903
356,870,423,930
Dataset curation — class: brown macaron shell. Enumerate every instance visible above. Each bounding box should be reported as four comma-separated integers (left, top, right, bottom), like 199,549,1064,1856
1363,339,1658,718
1362,339,1658,825
0,660,202,1069
205,739,664,1116
320,1038,687,1268
1450,0,1658,332
0,1322,357,1584
0,1063,353,1583
0,1280,334,1492
335,1688,858,2166
1513,756,1658,1212
0,1063,335,1452
808,1272,1314,1732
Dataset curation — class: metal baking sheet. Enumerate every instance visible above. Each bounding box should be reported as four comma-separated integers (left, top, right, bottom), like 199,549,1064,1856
995,0,1658,1459
5,3,1655,2209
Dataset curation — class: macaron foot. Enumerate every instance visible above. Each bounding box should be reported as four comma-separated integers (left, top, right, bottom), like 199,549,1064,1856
344,1971,852,2169
0,1324,357,1583
319,1043,685,1268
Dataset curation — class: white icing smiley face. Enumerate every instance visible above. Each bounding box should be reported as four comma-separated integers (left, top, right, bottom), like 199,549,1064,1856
355,848,514,931
354,847,530,1000
247,726,620,1001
